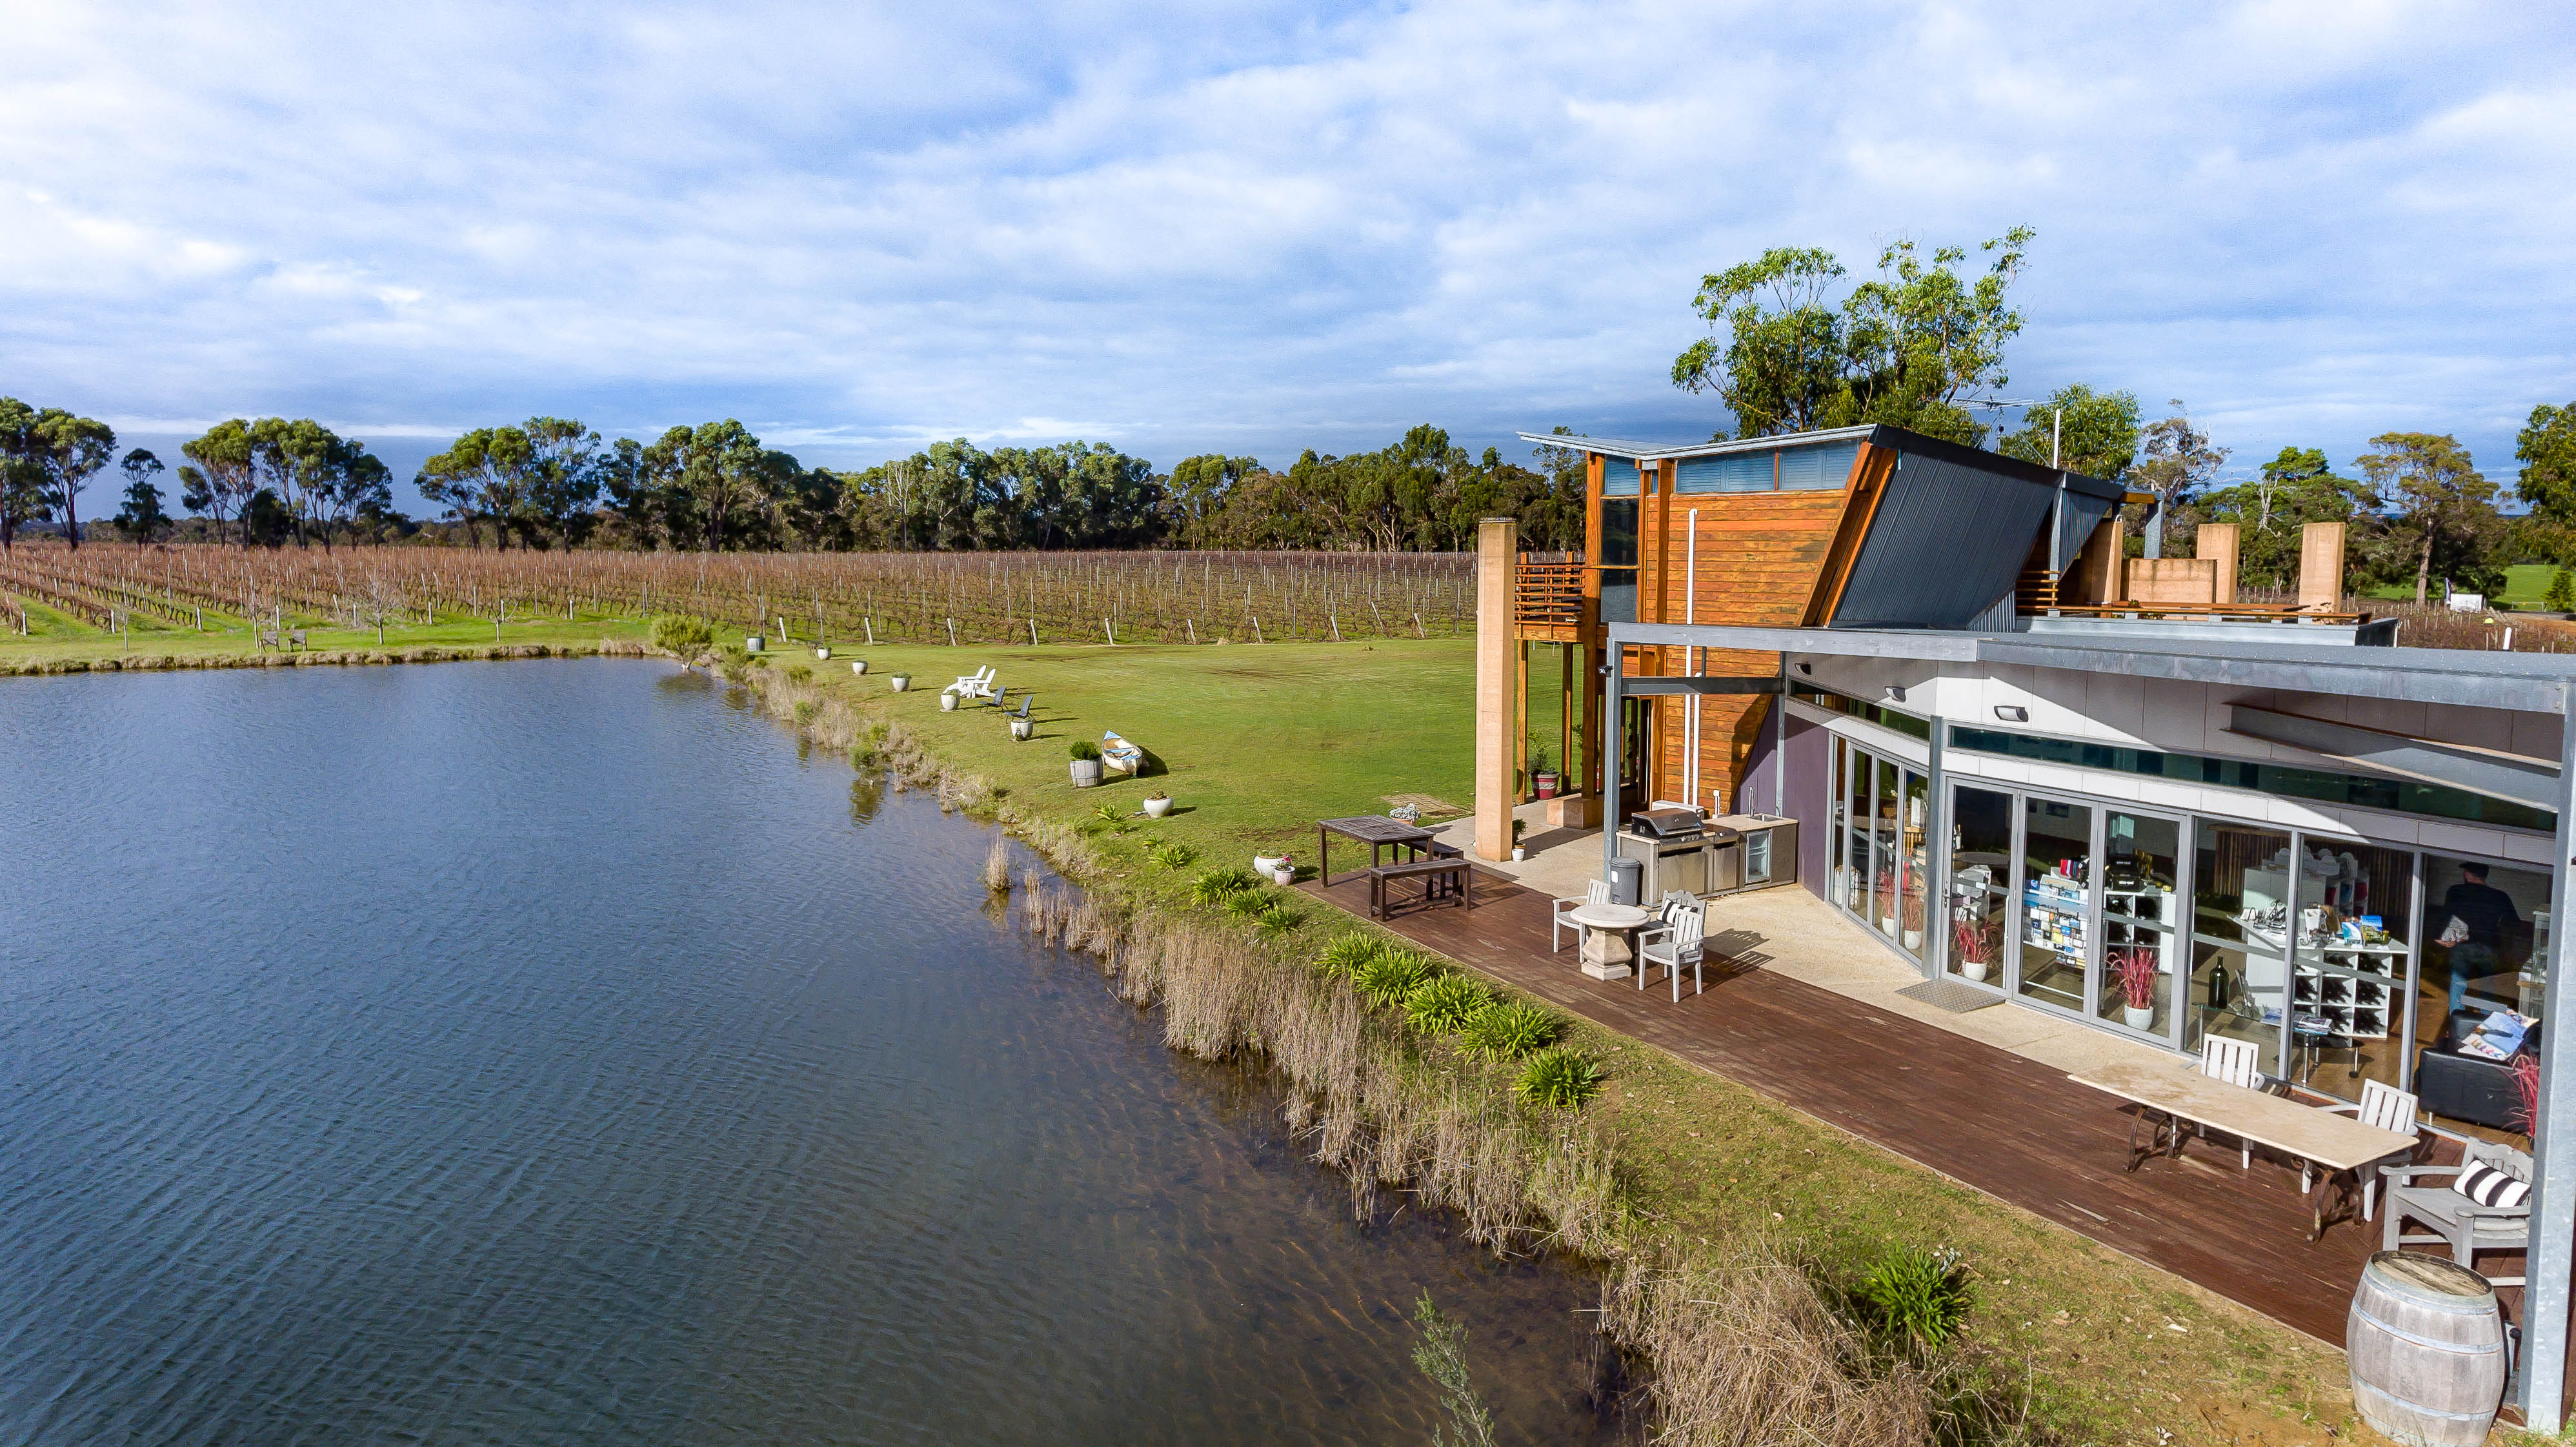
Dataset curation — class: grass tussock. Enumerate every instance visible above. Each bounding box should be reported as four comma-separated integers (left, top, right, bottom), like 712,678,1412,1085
984,837,1011,892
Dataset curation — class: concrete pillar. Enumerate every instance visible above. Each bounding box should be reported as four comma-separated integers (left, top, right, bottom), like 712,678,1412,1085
2299,521,2346,611
1474,517,1518,862
2196,521,2239,604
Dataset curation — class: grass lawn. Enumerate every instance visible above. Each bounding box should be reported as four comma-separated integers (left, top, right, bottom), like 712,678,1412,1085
763,635,2380,1444
2363,562,2569,611
0,611,651,669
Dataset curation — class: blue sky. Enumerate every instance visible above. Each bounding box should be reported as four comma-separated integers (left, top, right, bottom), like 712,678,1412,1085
5,0,2571,516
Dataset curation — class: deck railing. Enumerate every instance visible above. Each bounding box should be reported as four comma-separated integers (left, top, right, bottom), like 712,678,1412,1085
1514,560,1584,641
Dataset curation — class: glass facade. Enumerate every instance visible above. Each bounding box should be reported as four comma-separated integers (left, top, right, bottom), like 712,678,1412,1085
1828,736,1929,966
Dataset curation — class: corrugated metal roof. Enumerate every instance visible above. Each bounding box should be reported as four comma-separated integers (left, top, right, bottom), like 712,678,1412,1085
1517,423,2124,501
1515,425,1875,462
1832,449,2055,629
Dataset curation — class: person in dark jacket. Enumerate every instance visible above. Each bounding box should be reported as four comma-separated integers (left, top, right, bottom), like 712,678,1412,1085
2439,864,2521,1013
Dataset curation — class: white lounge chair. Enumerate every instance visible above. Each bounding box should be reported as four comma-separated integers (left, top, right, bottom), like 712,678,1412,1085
943,665,996,698
1639,904,1705,1002
2320,1078,2423,1220
1551,880,1610,953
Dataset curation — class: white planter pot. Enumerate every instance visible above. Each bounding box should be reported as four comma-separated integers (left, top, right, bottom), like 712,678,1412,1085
850,660,868,674
1010,719,1034,740
889,674,911,691
1959,958,1989,983
1879,916,1897,938
1902,929,1923,951
1142,797,1173,818
940,693,958,711
1271,867,1294,887
1253,854,1284,876
1511,846,1527,862
814,646,830,660
745,635,763,652
2124,1006,2156,1030
1071,759,1103,787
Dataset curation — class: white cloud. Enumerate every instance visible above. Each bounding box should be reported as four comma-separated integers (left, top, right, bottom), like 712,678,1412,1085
0,0,2568,512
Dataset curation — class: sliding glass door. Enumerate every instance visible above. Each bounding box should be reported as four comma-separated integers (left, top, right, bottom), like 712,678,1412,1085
1946,785,2014,988
1827,736,1929,968
2096,811,2183,1038
2016,796,2093,1012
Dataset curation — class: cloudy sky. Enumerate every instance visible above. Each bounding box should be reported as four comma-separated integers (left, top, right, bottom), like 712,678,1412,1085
4,0,2570,513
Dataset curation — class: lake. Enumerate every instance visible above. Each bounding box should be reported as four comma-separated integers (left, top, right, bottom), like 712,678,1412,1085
0,660,1613,1445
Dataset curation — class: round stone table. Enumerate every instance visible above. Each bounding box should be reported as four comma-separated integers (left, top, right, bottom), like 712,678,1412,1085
1567,901,1651,980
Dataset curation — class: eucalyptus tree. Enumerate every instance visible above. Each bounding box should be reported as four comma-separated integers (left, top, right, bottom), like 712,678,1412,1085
2198,448,2378,590
179,420,259,549
2358,432,2501,604
2517,400,2576,525
0,398,48,551
2126,403,2229,556
112,449,169,540
417,427,534,549
643,420,771,551
1998,384,2141,481
517,417,604,549
31,409,116,549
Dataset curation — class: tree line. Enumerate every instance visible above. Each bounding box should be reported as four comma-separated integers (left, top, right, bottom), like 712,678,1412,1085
0,401,1585,556
1673,229,2575,605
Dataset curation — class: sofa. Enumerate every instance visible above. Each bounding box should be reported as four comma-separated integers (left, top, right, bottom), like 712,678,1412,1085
2413,1009,2539,1133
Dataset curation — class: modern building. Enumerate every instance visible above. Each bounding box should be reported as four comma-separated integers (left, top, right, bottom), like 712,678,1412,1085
1478,421,2576,1426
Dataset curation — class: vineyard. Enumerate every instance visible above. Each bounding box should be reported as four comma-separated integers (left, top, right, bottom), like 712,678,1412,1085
0,543,1477,647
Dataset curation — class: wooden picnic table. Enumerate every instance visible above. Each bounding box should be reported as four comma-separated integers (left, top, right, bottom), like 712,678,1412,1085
2069,1060,2420,1241
1317,815,1434,887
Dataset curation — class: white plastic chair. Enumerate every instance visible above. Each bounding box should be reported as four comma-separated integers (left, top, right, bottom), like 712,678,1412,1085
1639,905,1705,1002
2321,1078,2422,1220
1551,880,1610,953
943,665,996,698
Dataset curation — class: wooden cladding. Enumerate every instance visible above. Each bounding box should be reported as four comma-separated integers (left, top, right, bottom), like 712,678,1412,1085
1513,560,1584,641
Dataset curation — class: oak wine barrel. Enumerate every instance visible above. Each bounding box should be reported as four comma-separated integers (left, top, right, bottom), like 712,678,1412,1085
2348,1251,2506,1447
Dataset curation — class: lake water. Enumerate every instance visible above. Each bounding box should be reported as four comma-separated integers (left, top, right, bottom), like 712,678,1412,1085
0,660,1612,1445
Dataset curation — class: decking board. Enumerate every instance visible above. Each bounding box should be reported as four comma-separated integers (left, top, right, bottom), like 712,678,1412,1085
1301,867,2465,1349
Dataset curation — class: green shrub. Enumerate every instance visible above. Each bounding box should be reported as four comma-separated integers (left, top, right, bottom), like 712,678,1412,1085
1354,949,1437,1008
1190,867,1264,906
1069,740,1102,762
1315,934,1387,980
1151,842,1199,870
2551,567,2575,614
1514,1046,1604,1110
785,663,812,683
1255,909,1303,939
649,614,716,656
1460,1000,1565,1062
1223,888,1278,919
1857,1245,1971,1350
1092,803,1125,824
1404,974,1487,1034
792,700,818,724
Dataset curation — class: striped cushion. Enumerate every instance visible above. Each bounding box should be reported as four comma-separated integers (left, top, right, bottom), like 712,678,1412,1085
2453,1162,2531,1209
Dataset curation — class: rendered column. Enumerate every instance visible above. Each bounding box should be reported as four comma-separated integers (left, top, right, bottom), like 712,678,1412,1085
1473,517,1518,862
2517,686,2576,1428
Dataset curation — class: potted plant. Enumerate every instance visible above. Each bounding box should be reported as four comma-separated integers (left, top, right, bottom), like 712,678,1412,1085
1143,789,1174,819
1952,915,1989,983
849,659,868,674
1511,818,1528,862
1875,867,1898,937
1269,854,1294,886
814,645,831,660
1253,849,1285,876
889,672,911,691
1528,740,1558,800
940,691,959,711
1069,740,1103,787
1900,891,1924,953
1010,715,1034,740
2112,944,2158,1029
745,634,765,653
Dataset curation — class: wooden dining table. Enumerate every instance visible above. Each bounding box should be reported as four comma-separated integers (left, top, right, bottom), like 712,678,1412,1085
1316,815,1434,887
2069,1059,2421,1241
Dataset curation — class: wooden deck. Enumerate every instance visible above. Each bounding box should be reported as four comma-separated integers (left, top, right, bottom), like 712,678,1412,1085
1302,866,2498,1350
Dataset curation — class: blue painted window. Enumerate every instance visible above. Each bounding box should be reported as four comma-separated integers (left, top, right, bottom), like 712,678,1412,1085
1675,452,1775,493
1778,443,1858,491
1600,460,1640,496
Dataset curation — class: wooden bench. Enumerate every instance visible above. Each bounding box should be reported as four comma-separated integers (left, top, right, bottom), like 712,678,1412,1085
1367,858,1471,919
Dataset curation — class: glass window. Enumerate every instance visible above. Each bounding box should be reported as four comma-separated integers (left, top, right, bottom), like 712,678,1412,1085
2287,843,2413,1100
2097,811,2182,1038
1871,758,1901,939
2186,824,2291,1060
1948,785,2013,986
2415,855,2550,1138
1900,771,1931,961
2018,797,2093,1011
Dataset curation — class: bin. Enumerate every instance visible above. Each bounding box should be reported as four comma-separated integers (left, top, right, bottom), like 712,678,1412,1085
1607,857,1642,906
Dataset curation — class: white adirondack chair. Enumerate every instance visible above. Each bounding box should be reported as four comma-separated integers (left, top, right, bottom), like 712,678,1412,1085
943,665,996,699
2198,1037,2270,1168
2320,1079,2423,1220
1552,880,1611,953
1639,904,1706,1002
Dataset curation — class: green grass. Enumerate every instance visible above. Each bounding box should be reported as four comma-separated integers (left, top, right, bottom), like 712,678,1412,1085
2364,563,2567,610
0,611,652,669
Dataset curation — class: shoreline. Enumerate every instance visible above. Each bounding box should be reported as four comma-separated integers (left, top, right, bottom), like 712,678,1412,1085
1,638,651,676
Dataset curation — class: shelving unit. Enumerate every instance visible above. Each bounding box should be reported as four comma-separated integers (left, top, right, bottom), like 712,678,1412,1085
2244,920,2404,1040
